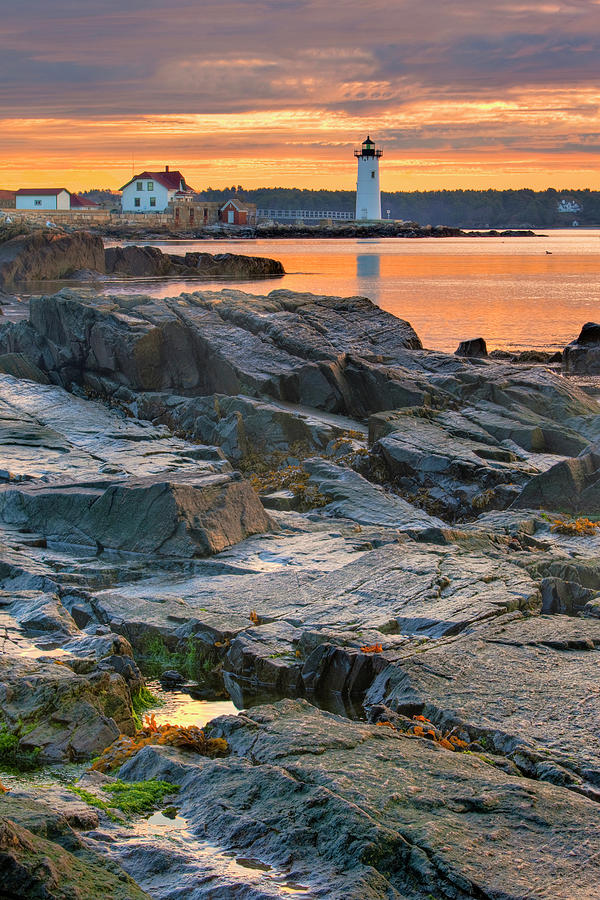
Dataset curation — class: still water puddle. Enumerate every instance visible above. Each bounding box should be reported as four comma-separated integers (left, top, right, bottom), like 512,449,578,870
113,808,311,896
145,680,237,727
0,761,88,790
147,677,366,730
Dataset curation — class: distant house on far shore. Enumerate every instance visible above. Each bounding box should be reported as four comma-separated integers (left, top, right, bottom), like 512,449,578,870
120,166,195,212
14,189,99,211
219,199,257,225
557,197,581,214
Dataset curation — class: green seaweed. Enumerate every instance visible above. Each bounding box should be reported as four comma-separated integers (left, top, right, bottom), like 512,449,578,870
131,685,162,729
68,786,121,822
103,779,179,815
137,634,217,682
0,722,41,772
69,779,179,819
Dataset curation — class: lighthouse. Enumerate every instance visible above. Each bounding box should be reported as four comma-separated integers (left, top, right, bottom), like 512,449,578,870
355,136,383,220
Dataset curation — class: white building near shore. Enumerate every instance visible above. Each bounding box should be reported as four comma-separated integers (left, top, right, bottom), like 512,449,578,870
120,166,194,212
355,136,383,220
16,188,71,210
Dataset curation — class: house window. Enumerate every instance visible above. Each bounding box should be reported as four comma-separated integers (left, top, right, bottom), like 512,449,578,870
34,199,42,206
134,197,141,207
371,171,375,179
147,181,154,191
136,181,143,191
149,197,156,207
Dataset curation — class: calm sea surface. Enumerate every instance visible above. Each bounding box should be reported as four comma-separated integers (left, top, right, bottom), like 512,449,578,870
104,230,600,353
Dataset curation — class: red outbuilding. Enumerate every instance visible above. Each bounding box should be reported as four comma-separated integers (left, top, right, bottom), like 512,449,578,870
219,199,256,225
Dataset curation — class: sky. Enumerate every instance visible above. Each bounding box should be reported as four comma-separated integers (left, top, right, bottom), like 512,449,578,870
1,0,599,192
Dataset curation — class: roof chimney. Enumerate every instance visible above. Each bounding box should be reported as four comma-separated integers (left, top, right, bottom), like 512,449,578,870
165,165,169,172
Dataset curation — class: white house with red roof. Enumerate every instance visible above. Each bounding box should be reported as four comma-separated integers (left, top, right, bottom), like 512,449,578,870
119,166,195,212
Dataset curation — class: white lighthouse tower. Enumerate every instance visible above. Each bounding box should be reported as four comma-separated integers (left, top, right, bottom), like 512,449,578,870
355,135,382,220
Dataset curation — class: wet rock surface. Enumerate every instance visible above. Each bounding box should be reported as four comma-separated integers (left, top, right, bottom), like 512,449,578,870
0,284,599,898
0,225,285,288
113,700,600,900
367,614,600,798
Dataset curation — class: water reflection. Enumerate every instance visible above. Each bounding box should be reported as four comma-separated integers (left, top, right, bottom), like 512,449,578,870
146,681,236,727
223,672,366,720
356,253,381,278
105,231,599,352
21,231,600,352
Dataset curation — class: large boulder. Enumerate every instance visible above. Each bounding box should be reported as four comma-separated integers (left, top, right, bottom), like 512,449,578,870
0,230,105,286
562,322,600,374
183,250,285,277
104,244,173,277
455,336,487,357
0,288,423,415
0,653,135,761
2,288,599,435
105,245,284,278
0,801,149,899
0,471,274,557
372,411,542,516
134,391,357,460
513,443,600,514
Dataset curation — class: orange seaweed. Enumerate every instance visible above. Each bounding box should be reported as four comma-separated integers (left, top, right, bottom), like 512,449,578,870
91,714,229,773
376,714,470,754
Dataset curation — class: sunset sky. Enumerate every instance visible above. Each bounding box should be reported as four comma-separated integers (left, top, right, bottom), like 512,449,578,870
1,0,599,192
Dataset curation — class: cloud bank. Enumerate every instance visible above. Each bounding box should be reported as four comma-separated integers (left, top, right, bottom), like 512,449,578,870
1,0,599,189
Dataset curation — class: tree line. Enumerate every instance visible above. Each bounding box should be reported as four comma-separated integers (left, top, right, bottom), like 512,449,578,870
81,187,600,227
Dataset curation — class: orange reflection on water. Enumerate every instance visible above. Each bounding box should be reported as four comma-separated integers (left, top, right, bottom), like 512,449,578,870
103,230,600,352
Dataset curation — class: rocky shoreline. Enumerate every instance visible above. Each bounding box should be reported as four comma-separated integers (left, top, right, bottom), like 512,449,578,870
0,225,284,288
0,217,540,244
0,233,599,899
96,221,540,241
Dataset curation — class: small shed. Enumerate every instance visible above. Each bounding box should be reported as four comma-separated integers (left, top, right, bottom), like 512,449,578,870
219,199,256,225
16,189,71,210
